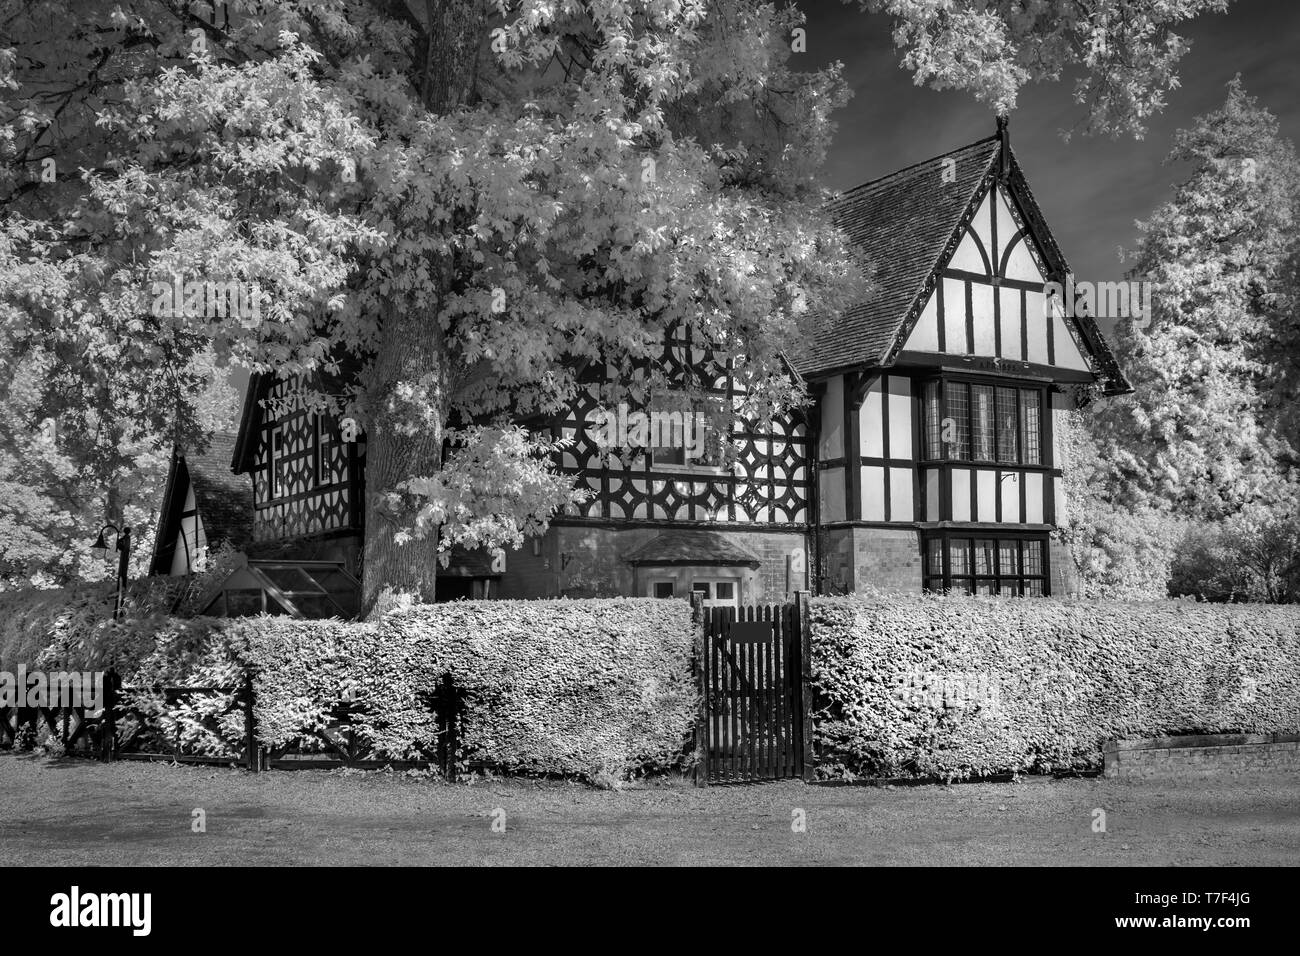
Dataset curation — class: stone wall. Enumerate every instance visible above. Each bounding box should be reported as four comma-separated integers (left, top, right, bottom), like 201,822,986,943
1103,734,1300,780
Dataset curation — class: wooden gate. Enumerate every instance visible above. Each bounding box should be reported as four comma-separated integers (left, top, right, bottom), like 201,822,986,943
695,591,813,783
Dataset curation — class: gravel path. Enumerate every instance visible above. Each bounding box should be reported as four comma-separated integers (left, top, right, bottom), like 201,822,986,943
2,756,1297,865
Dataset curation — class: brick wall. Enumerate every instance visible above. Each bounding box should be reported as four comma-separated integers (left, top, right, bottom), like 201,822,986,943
818,526,922,594
850,527,923,592
1104,734,1300,780
496,524,810,602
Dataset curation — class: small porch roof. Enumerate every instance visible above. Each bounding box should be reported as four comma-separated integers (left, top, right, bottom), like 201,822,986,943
624,531,762,569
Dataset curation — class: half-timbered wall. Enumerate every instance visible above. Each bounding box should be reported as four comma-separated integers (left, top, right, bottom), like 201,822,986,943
900,182,1092,374
816,371,923,525
250,377,364,543
168,483,207,575
916,375,1058,525
859,374,915,522
555,337,810,527
816,370,1064,527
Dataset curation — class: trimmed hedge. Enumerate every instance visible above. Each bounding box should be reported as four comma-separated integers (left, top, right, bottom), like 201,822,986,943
36,598,698,781
385,600,697,778
811,593,1300,780
229,616,437,761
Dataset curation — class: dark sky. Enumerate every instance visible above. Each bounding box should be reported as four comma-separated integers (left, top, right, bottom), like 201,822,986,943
802,0,1300,300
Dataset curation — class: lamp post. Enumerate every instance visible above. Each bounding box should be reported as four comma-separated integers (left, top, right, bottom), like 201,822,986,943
91,524,132,620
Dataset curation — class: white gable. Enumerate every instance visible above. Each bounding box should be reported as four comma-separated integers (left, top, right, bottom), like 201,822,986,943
899,181,1093,373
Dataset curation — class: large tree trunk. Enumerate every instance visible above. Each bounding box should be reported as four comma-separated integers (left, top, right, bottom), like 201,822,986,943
359,2,485,617
361,303,449,616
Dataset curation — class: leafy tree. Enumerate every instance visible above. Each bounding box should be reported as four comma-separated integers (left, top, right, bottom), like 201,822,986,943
1092,78,1300,521
1,1,1240,608
1170,501,1300,603
1054,401,1180,599
850,0,1234,138
0,330,235,588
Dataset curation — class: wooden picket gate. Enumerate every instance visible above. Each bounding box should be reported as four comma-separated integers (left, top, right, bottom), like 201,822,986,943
694,591,813,784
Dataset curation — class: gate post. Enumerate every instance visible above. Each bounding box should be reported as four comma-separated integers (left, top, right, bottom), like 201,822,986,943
243,672,259,773
795,590,815,781
690,591,708,787
100,669,118,762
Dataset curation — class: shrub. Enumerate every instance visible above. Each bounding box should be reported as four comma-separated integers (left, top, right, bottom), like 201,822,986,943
810,592,1300,780
230,615,438,760
385,599,697,778
0,547,240,672
1170,503,1300,603
122,616,247,756
53,598,698,781
1053,405,1181,599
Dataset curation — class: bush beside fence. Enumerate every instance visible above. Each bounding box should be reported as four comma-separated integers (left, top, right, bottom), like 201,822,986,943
13,582,1300,785
0,566,229,673
5,598,699,782
810,594,1300,780
385,600,697,779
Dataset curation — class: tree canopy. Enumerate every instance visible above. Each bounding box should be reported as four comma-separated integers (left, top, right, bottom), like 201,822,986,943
0,0,1242,600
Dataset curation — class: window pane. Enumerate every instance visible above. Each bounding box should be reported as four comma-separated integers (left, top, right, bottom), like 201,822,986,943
261,566,320,592
691,582,711,597
1020,390,1041,465
971,385,995,461
945,384,970,459
1023,540,1043,576
926,538,943,575
1024,579,1044,597
949,539,971,575
923,381,942,459
653,582,675,598
224,589,263,616
973,539,995,575
995,387,1019,462
975,581,994,596
951,577,974,594
715,582,735,600
270,428,284,497
293,594,340,619
652,446,686,466
998,541,1018,576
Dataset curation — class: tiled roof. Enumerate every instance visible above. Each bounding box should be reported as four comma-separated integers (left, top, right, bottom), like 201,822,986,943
794,137,1001,376
150,433,253,575
186,433,254,549
624,530,762,567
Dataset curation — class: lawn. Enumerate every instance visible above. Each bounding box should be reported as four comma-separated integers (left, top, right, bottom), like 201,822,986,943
2,755,1297,866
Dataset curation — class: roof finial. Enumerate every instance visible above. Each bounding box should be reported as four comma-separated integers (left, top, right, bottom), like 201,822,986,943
996,114,1010,182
